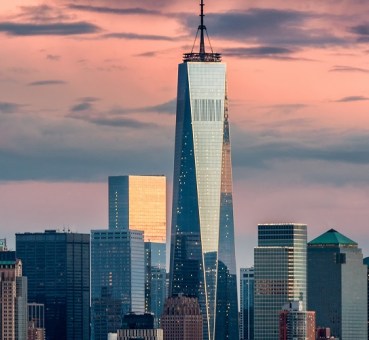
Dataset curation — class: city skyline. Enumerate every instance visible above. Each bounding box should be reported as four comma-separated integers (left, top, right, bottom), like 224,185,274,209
1,0,369,268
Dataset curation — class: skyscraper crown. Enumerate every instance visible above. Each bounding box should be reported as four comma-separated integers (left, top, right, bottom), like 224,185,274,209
308,228,358,247
183,0,221,62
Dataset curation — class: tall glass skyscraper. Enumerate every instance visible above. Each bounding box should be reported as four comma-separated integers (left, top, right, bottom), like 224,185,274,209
169,2,238,339
91,229,144,340
254,223,307,340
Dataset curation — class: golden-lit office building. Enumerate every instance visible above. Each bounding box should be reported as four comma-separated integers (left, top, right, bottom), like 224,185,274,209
109,175,166,242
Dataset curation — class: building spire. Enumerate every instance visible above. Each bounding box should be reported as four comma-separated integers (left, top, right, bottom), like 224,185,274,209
199,0,205,55
183,0,221,62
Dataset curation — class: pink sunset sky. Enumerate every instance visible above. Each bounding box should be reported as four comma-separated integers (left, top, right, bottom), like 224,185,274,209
0,0,369,267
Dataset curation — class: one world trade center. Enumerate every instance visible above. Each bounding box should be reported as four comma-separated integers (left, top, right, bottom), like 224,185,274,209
169,1,239,339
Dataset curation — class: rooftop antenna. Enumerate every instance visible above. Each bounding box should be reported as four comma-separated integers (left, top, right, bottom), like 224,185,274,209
184,0,221,62
199,0,205,56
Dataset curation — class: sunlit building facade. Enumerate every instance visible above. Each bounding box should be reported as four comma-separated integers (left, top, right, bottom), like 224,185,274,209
169,6,239,338
0,250,28,340
108,175,166,243
254,224,307,340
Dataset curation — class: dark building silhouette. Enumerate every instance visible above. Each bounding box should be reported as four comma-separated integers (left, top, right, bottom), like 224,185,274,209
308,229,367,339
117,313,163,340
364,257,369,340
161,295,203,340
16,230,90,340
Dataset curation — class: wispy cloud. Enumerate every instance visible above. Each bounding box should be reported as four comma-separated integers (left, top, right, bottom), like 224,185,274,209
103,32,176,41
68,4,162,16
28,80,67,86
223,46,297,59
0,22,100,36
330,65,369,73
335,95,369,102
182,8,349,48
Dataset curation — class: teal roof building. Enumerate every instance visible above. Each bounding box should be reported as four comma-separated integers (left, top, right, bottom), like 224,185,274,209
308,229,367,340
309,228,357,247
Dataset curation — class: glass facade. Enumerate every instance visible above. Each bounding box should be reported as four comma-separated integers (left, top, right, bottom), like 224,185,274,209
91,230,144,340
16,231,90,340
254,224,307,340
364,257,369,340
108,175,166,243
240,267,254,340
144,242,166,326
170,61,238,340
308,229,367,339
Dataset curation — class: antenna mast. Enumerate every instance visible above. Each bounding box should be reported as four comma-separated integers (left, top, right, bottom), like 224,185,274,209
199,0,205,56
183,0,221,62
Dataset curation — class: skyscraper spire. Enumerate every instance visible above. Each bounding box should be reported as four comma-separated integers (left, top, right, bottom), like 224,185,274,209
199,0,206,56
183,0,221,62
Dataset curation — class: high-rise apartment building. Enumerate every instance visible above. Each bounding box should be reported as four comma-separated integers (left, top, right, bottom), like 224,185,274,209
240,267,254,340
16,230,90,340
0,249,28,340
169,2,238,339
308,229,367,340
145,242,166,325
91,229,145,340
108,175,166,242
279,301,315,340
161,295,203,340
254,223,307,340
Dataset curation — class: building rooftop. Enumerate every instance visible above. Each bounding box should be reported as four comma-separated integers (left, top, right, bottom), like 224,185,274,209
363,257,369,266
308,228,357,247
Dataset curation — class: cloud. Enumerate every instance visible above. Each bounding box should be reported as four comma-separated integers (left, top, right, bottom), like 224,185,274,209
0,22,100,36
0,111,172,181
71,102,93,112
68,97,175,129
223,46,296,59
350,24,369,42
335,96,369,102
232,129,369,171
140,99,176,114
28,80,67,86
80,117,157,128
0,102,21,114
47,54,61,61
103,32,176,41
182,8,348,48
16,4,72,22
70,98,175,116
68,4,162,16
330,65,369,73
